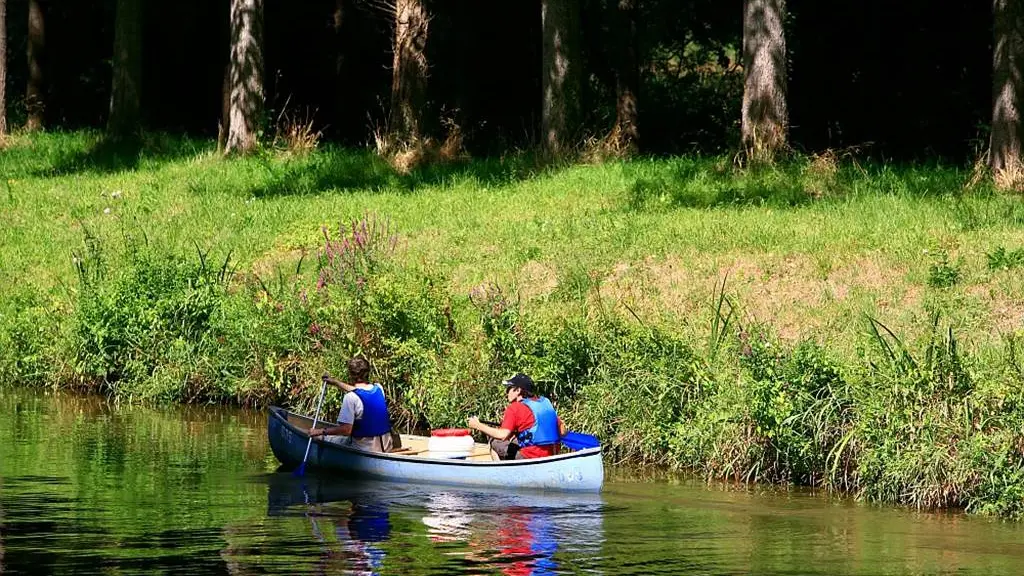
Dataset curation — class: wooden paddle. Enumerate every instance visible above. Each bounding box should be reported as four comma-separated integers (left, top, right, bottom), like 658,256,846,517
294,378,329,477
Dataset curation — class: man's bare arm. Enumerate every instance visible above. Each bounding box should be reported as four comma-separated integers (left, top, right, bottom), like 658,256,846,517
467,416,513,441
310,422,353,437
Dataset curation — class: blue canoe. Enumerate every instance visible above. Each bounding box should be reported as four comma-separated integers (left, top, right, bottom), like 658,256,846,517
268,406,604,492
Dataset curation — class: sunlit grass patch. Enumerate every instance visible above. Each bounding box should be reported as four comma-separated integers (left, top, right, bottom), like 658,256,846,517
5,132,1024,517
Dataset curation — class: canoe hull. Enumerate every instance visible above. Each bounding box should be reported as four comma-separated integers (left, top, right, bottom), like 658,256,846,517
268,406,603,492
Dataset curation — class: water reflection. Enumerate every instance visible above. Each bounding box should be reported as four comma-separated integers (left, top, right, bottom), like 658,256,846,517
265,473,606,575
0,495,5,576
8,387,1024,575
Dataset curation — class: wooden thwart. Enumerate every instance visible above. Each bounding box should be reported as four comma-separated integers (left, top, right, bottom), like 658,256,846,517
388,447,427,455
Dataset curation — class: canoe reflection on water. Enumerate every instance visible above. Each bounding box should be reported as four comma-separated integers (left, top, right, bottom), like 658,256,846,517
265,472,607,575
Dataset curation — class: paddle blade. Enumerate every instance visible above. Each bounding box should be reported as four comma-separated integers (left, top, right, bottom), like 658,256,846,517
293,461,308,477
561,431,600,450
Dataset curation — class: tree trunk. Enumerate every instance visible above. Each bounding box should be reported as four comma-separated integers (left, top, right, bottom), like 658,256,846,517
25,0,44,131
990,0,1024,175
542,0,582,156
108,0,142,139
612,0,640,154
225,0,264,155
390,0,428,143
0,0,7,137
741,0,788,162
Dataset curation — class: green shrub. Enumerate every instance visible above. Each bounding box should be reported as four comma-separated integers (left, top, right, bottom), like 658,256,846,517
987,246,1024,271
15,207,1024,520
927,252,961,288
734,334,851,485
966,430,1024,519
853,316,980,509
522,316,598,403
0,292,58,385
469,282,527,376
211,281,316,406
71,243,230,400
575,320,708,465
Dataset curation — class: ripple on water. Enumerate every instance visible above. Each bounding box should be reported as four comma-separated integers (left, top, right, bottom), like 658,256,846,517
4,387,1024,575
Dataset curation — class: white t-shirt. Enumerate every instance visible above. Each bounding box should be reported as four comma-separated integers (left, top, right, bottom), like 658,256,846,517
325,383,392,452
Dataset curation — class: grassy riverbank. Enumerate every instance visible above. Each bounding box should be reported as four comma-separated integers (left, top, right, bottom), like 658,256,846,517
4,131,1024,518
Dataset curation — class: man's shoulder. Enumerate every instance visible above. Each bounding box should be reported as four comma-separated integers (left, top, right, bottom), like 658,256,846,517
504,401,531,415
503,401,535,428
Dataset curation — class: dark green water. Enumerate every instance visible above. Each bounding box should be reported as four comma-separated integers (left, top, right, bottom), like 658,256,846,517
2,387,1024,575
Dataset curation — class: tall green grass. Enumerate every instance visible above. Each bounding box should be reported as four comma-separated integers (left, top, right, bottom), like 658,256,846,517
4,131,1024,517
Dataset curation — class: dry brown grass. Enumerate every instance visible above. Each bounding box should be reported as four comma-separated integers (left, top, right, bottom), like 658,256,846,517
993,163,1024,192
803,147,871,198
438,116,469,163
966,154,990,190
588,252,928,343
737,123,791,168
271,101,322,156
516,260,559,301
249,247,307,281
389,141,435,174
581,127,638,164
968,149,1024,192
372,115,469,174
804,149,839,198
969,282,1024,335
0,130,23,151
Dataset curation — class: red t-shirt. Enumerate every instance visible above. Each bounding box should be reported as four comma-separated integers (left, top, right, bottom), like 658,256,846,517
499,400,561,459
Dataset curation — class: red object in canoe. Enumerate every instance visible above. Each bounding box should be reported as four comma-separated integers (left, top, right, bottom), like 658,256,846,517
431,428,471,437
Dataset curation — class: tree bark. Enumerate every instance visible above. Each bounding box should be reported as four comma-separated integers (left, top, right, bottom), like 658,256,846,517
25,0,45,131
225,0,264,155
0,0,7,137
390,0,428,143
108,0,143,138
542,0,582,156
612,0,640,154
990,0,1024,174
741,0,788,161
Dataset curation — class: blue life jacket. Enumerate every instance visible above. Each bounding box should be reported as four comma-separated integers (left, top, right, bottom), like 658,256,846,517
517,396,560,447
351,384,392,438
347,503,391,543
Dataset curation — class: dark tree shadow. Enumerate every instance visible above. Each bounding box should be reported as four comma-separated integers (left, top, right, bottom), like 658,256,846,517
247,150,397,197
246,147,560,198
623,157,981,212
26,133,213,177
10,131,560,194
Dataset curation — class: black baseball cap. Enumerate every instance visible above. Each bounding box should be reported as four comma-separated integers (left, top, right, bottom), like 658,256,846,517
502,373,534,395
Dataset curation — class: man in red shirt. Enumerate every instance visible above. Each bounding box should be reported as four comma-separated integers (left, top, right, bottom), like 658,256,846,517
468,373,567,460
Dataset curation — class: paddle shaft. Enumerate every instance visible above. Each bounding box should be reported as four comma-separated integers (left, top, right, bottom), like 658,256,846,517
299,379,329,471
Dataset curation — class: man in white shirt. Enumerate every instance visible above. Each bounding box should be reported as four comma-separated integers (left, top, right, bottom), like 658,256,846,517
309,357,394,453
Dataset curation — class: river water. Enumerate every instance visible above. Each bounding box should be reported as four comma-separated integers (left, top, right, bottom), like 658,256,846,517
1,387,1023,575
